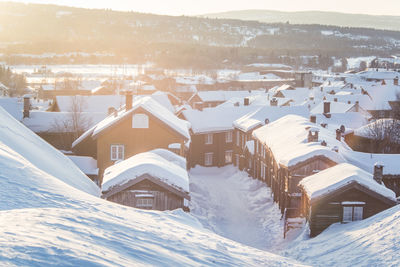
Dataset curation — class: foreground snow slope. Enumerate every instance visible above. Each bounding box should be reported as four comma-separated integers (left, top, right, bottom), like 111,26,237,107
0,107,99,196
0,109,303,266
190,166,285,252
285,205,400,266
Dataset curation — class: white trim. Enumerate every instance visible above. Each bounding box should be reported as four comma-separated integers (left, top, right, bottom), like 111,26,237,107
110,144,124,161
205,152,213,166
225,131,233,143
225,150,233,163
205,133,213,145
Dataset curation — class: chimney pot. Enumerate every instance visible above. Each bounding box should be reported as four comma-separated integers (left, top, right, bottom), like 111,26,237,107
394,76,399,86
323,101,331,114
373,162,384,184
23,95,30,118
244,97,250,106
336,129,341,141
126,94,133,110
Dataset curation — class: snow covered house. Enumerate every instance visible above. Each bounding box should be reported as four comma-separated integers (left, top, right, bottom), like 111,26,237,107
101,149,190,211
232,105,309,171
299,163,397,237
182,105,255,168
252,115,345,218
345,119,400,153
72,95,190,183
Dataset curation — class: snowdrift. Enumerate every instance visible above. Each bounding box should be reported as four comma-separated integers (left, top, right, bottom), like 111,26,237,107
285,205,400,266
0,107,303,266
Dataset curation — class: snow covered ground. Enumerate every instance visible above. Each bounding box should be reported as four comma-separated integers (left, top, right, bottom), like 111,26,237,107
0,107,304,266
189,166,286,252
284,205,400,266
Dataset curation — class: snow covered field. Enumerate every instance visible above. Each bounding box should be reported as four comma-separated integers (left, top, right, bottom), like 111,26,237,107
189,166,286,252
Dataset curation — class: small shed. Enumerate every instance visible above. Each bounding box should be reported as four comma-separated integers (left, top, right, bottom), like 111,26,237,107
300,163,397,237
101,149,190,211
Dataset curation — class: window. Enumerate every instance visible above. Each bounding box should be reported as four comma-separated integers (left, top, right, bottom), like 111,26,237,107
225,150,233,163
236,132,240,146
205,133,213,145
241,134,245,148
110,144,124,161
136,198,153,209
342,205,364,222
225,131,233,143
132,113,149,128
260,163,265,179
205,152,213,166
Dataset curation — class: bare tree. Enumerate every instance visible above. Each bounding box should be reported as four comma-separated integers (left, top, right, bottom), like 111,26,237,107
68,96,92,139
365,119,400,153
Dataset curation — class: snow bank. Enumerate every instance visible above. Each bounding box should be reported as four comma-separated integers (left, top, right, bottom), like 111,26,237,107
0,112,302,266
0,107,99,196
285,204,400,266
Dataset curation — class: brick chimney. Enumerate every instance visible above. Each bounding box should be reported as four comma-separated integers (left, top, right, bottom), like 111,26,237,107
270,98,278,106
244,97,250,106
23,95,30,118
354,101,360,112
310,115,316,123
126,94,133,110
323,102,330,114
373,162,384,184
308,128,319,142
336,129,341,141
394,76,399,86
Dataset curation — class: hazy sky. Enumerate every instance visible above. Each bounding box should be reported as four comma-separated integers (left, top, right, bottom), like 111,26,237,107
2,0,400,16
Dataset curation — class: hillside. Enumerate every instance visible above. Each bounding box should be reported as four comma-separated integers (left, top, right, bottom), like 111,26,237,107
0,2,400,68
202,10,400,31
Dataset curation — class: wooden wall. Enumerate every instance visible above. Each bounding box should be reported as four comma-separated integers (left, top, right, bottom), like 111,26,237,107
107,179,184,211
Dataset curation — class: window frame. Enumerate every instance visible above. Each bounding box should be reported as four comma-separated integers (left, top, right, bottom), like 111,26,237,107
136,197,154,209
342,205,364,223
132,113,149,128
225,131,233,143
205,133,213,145
204,152,213,166
225,150,233,164
110,144,125,161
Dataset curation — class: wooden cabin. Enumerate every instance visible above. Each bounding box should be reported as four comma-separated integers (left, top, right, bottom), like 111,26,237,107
299,163,397,237
72,95,190,183
101,149,190,211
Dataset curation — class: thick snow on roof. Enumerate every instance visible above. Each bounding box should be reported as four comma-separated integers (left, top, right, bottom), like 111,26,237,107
22,111,106,132
286,204,400,266
55,95,125,113
0,129,302,266
0,106,100,196
198,90,266,102
310,101,353,114
300,163,396,202
68,155,98,176
91,96,190,140
353,119,400,140
151,91,175,112
102,150,189,193
236,72,282,81
246,63,292,69
0,97,23,120
183,106,256,134
357,70,399,80
150,148,187,169
314,112,369,132
234,105,309,132
253,115,346,167
342,149,400,176
363,84,400,110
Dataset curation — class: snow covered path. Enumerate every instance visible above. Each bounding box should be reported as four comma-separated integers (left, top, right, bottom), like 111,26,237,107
189,166,285,251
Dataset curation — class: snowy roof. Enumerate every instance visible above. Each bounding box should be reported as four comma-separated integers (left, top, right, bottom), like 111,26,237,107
310,102,354,114
236,72,283,81
246,63,292,69
102,150,189,194
55,95,125,113
151,91,175,113
0,97,23,120
0,106,99,196
245,140,255,155
314,112,369,132
300,163,396,202
234,105,309,132
183,106,256,134
341,149,400,176
362,84,400,110
252,115,346,168
67,155,98,176
353,119,400,141
197,90,266,103
22,111,106,133
357,70,400,80
76,96,190,142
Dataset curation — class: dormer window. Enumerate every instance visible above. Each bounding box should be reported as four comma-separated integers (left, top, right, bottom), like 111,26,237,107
132,113,149,128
